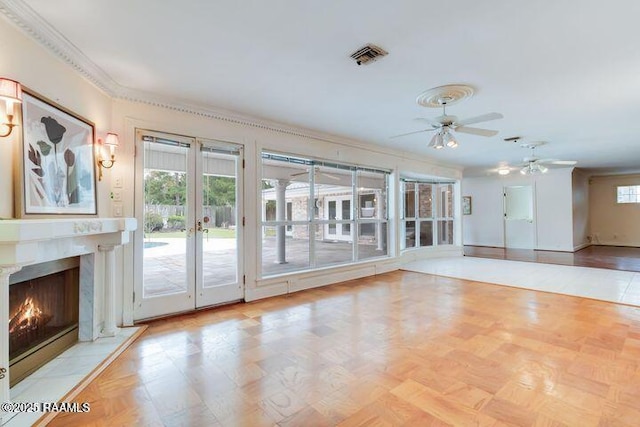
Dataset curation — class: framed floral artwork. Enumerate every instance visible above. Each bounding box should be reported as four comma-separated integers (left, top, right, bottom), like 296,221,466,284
18,91,97,215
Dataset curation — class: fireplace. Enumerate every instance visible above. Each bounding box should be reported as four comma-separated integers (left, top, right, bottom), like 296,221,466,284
8,257,79,387
0,217,137,425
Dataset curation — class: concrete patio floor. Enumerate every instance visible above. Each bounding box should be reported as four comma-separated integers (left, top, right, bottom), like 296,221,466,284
143,236,387,298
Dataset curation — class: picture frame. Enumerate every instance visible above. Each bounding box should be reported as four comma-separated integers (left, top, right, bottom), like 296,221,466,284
17,91,97,216
462,196,472,215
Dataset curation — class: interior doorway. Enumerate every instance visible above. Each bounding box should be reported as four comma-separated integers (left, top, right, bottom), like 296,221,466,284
503,185,535,249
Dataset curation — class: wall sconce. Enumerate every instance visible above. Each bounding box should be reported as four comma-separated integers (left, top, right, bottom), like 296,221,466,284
0,78,22,138
97,132,119,181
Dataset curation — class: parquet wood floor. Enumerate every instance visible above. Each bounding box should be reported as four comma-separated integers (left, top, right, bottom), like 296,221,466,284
49,271,640,426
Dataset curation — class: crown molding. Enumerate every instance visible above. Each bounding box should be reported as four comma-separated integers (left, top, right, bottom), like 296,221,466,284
0,0,462,176
0,0,121,95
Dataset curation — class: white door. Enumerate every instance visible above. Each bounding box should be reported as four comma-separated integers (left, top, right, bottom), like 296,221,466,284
504,185,535,249
197,140,244,307
325,196,352,241
134,130,243,320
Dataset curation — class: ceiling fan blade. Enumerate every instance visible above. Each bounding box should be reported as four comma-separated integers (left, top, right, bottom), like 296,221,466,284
536,158,578,165
321,172,341,181
389,128,433,139
552,160,577,165
289,170,309,178
454,126,498,137
414,117,443,127
456,112,503,126
290,170,310,178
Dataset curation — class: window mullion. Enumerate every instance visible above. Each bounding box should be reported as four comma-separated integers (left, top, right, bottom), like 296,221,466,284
309,167,316,268
352,170,358,262
415,183,420,248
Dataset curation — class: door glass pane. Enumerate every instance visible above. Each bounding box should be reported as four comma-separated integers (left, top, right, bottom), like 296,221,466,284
341,200,351,220
342,200,351,235
143,139,189,297
201,149,237,288
328,201,336,220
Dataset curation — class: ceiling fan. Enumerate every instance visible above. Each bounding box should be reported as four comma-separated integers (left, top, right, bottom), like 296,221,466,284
390,97,503,149
518,142,577,175
290,166,340,181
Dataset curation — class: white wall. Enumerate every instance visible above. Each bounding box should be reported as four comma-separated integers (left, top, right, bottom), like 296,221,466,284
534,169,574,251
462,176,506,247
462,168,575,251
589,174,640,246
0,20,112,218
572,169,590,249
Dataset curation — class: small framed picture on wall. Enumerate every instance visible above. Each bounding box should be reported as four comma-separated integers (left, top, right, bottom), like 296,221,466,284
462,196,472,215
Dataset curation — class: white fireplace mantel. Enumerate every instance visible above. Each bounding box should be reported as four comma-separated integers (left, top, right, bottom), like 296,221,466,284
0,217,137,267
0,217,137,424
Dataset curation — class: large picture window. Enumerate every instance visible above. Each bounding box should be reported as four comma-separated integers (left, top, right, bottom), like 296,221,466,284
401,180,455,250
261,152,389,277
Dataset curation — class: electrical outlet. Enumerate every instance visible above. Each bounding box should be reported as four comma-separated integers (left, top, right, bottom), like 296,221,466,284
112,190,122,201
114,175,123,188
113,203,123,217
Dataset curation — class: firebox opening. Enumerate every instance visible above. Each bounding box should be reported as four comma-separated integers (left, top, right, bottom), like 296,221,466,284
9,257,80,387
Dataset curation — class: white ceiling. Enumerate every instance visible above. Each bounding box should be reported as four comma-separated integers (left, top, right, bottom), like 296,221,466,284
15,0,640,176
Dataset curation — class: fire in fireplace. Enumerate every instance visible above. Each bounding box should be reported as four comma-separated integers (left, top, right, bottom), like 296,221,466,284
9,257,80,386
9,297,53,360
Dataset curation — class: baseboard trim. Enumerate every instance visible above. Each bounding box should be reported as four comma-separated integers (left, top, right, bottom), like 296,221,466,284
573,243,591,251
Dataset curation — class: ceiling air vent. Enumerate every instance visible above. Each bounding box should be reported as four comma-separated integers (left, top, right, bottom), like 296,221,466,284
350,44,388,65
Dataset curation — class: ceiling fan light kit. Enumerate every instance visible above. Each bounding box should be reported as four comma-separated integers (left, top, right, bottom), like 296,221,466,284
391,84,503,149
443,131,458,148
516,141,577,175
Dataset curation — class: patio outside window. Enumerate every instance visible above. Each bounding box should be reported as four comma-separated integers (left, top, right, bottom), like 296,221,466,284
401,180,455,250
261,152,389,277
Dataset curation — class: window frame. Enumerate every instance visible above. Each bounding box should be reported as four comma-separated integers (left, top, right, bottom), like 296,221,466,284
401,179,455,250
616,185,640,204
260,152,390,278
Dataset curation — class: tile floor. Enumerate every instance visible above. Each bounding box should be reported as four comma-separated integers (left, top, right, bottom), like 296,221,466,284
5,327,141,427
403,256,640,306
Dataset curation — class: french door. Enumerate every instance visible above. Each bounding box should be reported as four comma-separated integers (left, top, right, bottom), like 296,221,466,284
134,130,243,320
324,196,352,241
